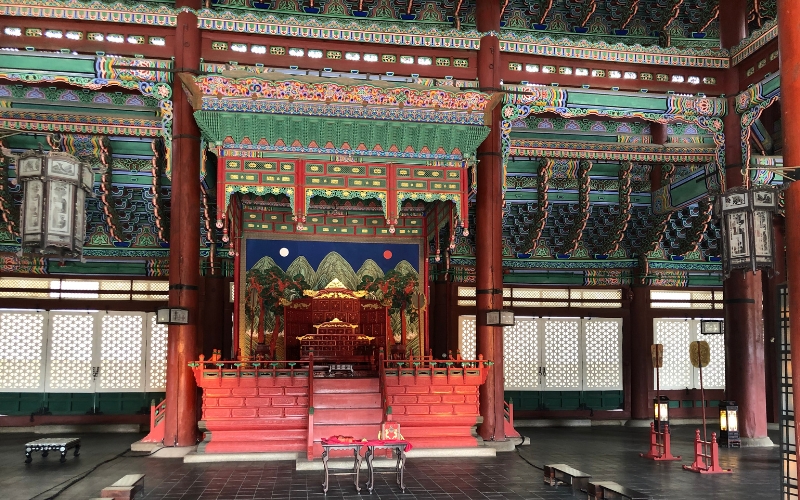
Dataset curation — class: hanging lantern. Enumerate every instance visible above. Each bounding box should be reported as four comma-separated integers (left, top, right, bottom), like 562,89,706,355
717,185,779,277
17,150,93,258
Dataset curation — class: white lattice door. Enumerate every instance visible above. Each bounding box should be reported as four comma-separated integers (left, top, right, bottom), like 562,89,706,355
458,315,476,360
146,313,168,391
46,312,96,392
98,312,146,392
653,319,693,390
583,318,623,390
503,317,541,390
652,318,725,391
0,310,47,391
543,318,582,390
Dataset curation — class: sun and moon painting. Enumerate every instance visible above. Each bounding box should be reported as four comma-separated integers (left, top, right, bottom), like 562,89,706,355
241,238,423,359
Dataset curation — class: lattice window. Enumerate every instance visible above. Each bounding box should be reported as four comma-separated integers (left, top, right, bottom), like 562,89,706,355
695,321,725,389
147,314,168,391
584,319,622,389
458,316,476,360
544,319,580,389
0,311,45,390
570,289,623,308
47,313,94,391
99,314,144,391
503,318,539,389
654,319,692,390
132,281,168,301
0,277,50,298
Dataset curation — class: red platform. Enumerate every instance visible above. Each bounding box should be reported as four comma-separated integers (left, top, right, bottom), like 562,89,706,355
191,356,491,458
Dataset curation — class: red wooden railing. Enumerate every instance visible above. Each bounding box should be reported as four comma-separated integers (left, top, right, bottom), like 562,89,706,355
307,352,315,459
504,399,514,427
139,399,166,444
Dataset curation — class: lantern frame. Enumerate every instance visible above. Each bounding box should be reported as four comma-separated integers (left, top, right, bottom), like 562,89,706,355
156,307,190,325
17,150,92,258
486,309,515,327
719,400,740,448
717,185,778,277
654,395,670,433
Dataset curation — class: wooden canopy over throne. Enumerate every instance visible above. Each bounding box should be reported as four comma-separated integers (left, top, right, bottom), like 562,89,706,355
283,279,389,366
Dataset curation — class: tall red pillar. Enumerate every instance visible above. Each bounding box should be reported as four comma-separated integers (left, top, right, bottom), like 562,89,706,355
719,0,770,445
629,285,652,420
718,0,748,50
475,0,505,443
164,0,202,448
778,0,800,457
763,216,785,423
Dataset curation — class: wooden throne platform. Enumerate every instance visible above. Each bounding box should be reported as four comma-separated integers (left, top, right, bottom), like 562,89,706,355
284,279,389,367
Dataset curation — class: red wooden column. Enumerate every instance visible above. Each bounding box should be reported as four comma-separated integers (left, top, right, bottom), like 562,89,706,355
719,0,770,445
475,0,505,442
779,0,800,457
722,90,770,445
629,285,652,420
763,216,785,423
718,0,748,49
164,0,202,448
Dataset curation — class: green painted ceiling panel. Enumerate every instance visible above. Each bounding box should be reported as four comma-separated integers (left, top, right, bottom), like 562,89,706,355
47,261,150,276
195,111,490,160
549,192,579,203
504,272,586,285
510,131,621,143
111,140,156,157
504,191,537,201
567,91,668,112
590,163,626,176
763,74,781,96
12,102,157,120
687,274,723,286
0,53,95,75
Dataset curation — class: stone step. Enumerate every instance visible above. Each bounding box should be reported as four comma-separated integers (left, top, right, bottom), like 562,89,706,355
313,378,379,394
313,392,381,409
314,407,383,425
208,428,307,442
313,423,381,441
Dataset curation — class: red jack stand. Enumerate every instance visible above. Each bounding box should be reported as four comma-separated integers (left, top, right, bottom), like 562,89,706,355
640,422,681,461
683,430,732,474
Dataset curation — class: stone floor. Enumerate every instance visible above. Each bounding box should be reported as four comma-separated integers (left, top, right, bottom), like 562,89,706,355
1,425,781,500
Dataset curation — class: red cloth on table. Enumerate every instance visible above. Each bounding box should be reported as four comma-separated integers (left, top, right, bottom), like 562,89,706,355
321,436,413,452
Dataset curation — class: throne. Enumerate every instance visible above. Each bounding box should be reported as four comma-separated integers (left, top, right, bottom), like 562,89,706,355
283,279,389,366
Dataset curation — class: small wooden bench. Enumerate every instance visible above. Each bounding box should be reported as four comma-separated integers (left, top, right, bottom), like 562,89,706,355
100,474,145,499
588,481,648,500
544,463,591,492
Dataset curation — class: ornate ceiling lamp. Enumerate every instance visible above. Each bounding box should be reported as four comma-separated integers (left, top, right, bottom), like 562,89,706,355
17,148,93,258
716,185,779,277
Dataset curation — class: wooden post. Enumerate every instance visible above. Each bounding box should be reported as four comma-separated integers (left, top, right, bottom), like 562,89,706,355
475,0,505,443
163,0,202,448
778,0,800,463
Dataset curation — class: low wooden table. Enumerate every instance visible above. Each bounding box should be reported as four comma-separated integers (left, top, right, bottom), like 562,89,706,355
25,437,80,464
320,442,364,494
364,440,410,493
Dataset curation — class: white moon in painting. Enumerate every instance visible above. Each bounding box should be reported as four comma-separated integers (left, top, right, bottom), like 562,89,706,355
279,247,289,257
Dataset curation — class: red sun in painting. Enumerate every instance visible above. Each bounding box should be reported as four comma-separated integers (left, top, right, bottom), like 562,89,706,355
383,250,393,260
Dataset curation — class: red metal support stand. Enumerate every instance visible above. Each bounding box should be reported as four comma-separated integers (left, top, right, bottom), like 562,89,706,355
640,423,680,461
683,430,732,474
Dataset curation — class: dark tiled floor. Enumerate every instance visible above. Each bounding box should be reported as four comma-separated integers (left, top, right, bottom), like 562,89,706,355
1,426,781,500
